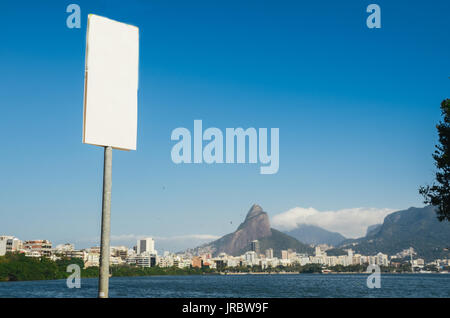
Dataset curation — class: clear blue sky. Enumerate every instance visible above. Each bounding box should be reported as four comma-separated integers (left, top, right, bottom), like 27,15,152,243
0,0,449,251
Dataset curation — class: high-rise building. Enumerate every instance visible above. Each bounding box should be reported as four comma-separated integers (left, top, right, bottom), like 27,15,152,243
315,246,323,257
347,249,354,265
265,248,274,259
0,236,12,256
281,250,288,260
250,240,260,255
137,237,155,255
0,236,22,256
245,251,257,265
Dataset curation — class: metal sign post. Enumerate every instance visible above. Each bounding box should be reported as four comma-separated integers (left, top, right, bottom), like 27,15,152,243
98,146,112,298
82,14,139,298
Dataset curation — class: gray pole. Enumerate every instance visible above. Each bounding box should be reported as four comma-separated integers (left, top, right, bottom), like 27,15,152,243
98,146,112,298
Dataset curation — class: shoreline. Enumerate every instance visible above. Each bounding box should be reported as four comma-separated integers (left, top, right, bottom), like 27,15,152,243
2,271,446,283
220,271,447,275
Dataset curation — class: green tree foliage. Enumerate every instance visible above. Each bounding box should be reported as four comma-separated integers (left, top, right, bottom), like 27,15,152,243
328,264,366,273
420,99,450,221
0,253,213,282
0,253,62,281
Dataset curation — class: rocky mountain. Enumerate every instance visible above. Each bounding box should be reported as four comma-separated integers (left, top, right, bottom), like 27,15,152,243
188,204,313,257
283,224,347,247
339,206,450,261
365,224,382,237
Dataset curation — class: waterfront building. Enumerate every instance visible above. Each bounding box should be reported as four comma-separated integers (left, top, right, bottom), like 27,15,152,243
0,236,22,256
112,246,129,260
192,256,202,268
226,258,239,267
65,250,85,259
315,246,323,257
179,259,191,269
85,253,100,267
325,256,338,267
353,254,362,265
110,256,124,266
244,251,257,265
23,240,52,257
376,252,389,266
125,256,136,266
158,256,174,268
135,253,157,267
137,237,156,255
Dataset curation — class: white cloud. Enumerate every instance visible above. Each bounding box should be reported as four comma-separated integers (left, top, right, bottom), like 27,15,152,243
271,206,396,238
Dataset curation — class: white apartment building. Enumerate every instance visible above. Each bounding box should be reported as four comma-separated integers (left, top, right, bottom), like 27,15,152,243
158,256,174,268
0,236,22,256
266,258,280,267
244,251,257,265
137,237,155,255
178,259,191,269
376,252,389,266
111,246,129,260
226,258,239,267
85,253,100,267
135,253,157,267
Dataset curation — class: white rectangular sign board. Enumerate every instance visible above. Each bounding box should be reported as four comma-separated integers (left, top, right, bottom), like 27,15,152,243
83,14,139,151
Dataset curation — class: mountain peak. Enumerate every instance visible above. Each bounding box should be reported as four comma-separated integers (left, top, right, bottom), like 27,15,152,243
246,204,264,220
188,204,313,257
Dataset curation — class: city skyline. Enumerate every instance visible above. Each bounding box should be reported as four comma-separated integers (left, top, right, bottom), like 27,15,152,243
1,1,450,251
2,234,446,274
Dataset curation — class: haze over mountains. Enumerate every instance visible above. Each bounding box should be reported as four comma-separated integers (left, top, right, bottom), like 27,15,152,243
188,205,450,261
284,225,347,246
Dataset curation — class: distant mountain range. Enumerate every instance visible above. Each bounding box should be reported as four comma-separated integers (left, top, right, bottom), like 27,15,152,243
187,204,313,257
283,224,347,246
187,205,450,261
338,206,450,261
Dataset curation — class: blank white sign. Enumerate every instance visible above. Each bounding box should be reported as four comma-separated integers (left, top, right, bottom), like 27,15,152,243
83,14,139,151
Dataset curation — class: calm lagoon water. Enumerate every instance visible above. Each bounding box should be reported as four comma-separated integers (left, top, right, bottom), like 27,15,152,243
0,274,448,298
